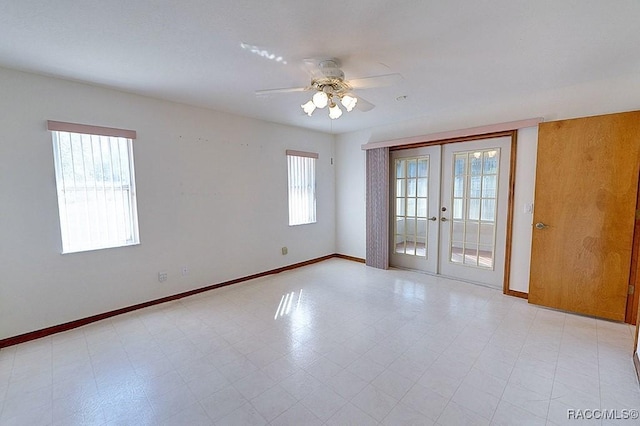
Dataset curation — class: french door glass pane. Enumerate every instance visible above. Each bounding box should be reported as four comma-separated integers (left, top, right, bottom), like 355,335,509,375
407,199,416,216
418,159,429,177
449,148,501,269
453,198,463,220
407,179,417,197
417,199,427,217
417,178,428,197
396,198,405,216
394,156,430,258
408,160,417,177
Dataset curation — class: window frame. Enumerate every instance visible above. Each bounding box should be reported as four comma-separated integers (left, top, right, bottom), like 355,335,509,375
48,121,140,254
286,150,318,226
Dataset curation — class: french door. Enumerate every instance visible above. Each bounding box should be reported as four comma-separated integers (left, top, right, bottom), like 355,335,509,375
389,136,511,288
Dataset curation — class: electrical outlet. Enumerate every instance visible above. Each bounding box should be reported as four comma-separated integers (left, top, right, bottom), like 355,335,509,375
181,266,189,276
281,247,288,255
158,272,168,282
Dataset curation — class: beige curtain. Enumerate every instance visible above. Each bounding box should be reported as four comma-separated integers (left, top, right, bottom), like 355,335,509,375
366,147,389,269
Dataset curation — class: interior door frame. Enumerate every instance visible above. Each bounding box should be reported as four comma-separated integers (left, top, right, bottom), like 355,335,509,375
626,174,640,325
389,130,521,297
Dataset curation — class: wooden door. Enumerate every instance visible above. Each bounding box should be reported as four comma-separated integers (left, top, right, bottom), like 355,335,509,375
529,111,640,321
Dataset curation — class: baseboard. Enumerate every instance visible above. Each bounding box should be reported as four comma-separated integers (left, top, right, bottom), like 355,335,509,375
0,253,365,349
333,253,366,263
506,289,529,299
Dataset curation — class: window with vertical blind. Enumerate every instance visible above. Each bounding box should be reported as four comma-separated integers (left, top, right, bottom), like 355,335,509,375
48,121,140,253
286,150,317,226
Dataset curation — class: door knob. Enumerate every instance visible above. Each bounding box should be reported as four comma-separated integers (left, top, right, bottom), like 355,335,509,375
535,222,549,230
428,216,437,221
440,217,449,222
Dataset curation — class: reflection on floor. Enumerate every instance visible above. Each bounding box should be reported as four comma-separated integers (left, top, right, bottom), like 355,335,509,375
0,259,638,425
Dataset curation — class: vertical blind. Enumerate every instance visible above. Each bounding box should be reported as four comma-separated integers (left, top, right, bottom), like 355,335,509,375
49,121,139,253
287,150,318,226
366,147,390,269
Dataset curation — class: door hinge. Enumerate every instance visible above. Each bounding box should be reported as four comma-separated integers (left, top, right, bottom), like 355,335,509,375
630,285,635,295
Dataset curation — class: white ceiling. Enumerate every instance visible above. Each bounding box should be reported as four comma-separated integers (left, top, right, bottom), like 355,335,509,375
1,1,639,134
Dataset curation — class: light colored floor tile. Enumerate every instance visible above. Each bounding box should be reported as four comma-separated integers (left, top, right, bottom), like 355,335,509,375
346,355,386,382
417,367,464,399
303,356,342,383
1,260,639,426
186,368,230,399
161,402,214,426
451,382,500,420
372,368,415,400
298,384,347,421
351,383,399,421
214,402,266,426
461,367,507,399
437,400,490,426
279,370,323,401
388,353,432,380
501,382,550,419
231,370,275,400
245,346,282,369
492,399,546,426
270,401,322,426
326,368,369,400
260,357,299,382
1,402,54,426
248,384,296,421
550,380,600,410
200,385,248,422
507,366,554,397
325,402,378,426
148,382,197,421
382,402,435,426
363,343,403,367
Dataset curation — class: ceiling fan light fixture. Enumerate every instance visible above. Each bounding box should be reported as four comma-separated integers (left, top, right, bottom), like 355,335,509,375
301,100,316,116
340,95,357,112
312,91,329,108
328,102,343,119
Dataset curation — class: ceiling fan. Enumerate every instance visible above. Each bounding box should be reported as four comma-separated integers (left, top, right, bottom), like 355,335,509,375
255,58,402,119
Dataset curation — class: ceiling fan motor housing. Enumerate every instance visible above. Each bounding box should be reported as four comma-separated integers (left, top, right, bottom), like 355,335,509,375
319,60,345,80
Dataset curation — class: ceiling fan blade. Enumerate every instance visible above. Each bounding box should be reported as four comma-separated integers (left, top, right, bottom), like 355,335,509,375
349,73,403,89
355,96,375,112
255,86,310,96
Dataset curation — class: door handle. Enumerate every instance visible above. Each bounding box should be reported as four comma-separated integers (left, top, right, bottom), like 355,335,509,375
535,222,549,230
428,216,437,221
440,217,449,222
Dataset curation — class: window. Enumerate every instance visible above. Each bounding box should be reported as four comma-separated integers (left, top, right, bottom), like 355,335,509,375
287,150,317,226
48,121,140,253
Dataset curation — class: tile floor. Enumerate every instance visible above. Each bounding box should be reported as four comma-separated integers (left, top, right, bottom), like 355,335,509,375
0,259,639,425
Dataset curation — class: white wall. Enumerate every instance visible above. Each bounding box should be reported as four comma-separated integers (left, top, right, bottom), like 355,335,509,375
0,67,335,340
509,127,537,293
335,72,640,293
335,130,370,259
